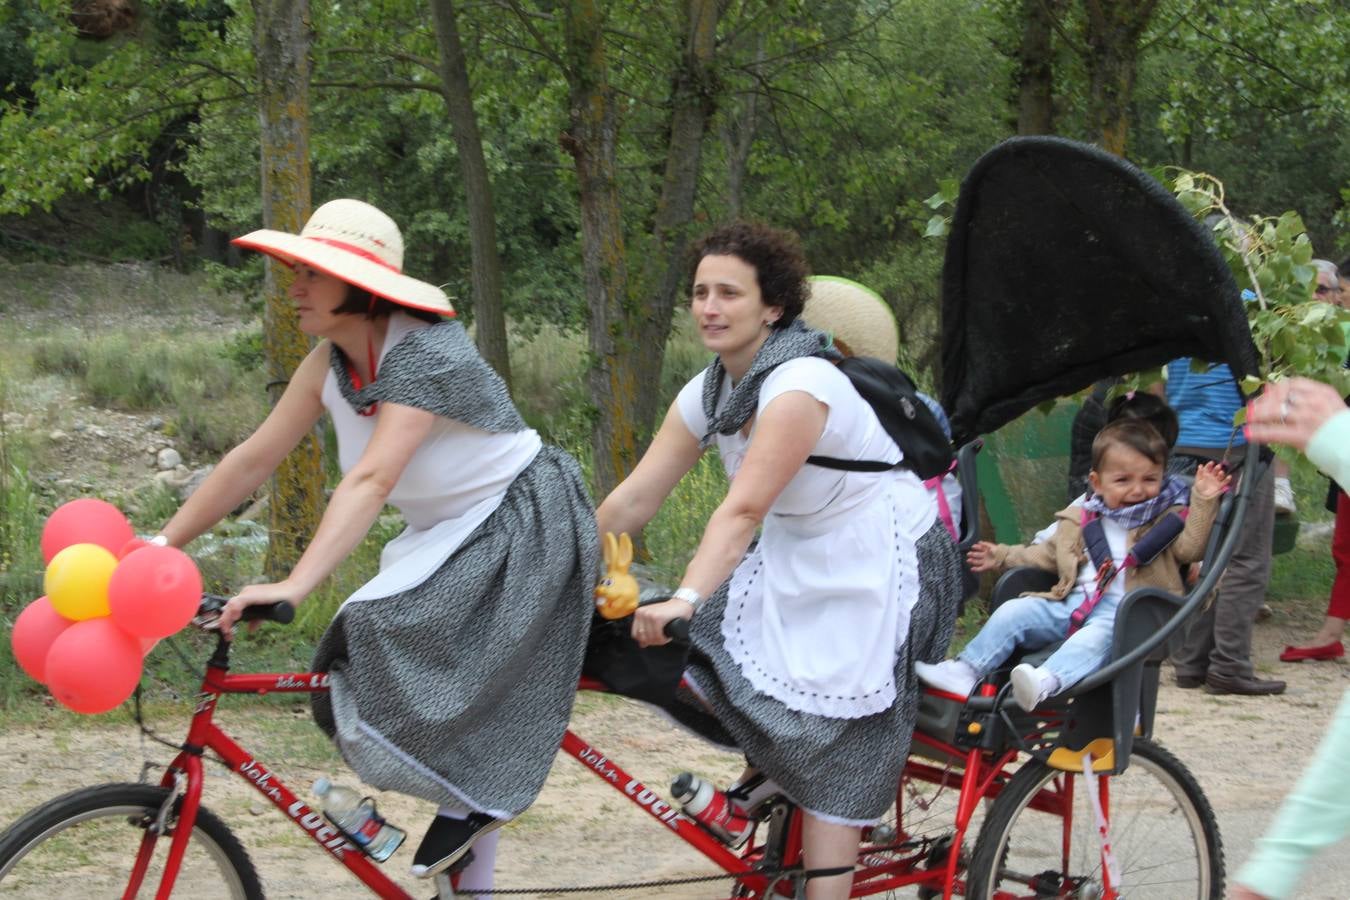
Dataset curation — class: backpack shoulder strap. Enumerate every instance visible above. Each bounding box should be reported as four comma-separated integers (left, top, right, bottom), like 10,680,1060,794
803,357,954,479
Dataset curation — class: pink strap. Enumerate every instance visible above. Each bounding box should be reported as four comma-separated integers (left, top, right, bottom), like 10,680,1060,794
925,460,960,542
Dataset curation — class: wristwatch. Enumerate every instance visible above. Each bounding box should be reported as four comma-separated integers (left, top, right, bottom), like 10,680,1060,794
671,587,702,611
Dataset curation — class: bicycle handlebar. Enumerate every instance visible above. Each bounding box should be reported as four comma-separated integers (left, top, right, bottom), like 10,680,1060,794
663,616,690,643
197,594,296,626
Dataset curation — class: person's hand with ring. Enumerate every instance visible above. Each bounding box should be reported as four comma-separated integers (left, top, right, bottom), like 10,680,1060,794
1247,377,1347,452
631,597,693,647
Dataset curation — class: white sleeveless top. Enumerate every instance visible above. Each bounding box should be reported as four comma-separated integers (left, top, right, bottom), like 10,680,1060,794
322,313,541,605
677,356,937,717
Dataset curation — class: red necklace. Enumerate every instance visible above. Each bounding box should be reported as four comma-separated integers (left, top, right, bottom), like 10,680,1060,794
345,337,379,416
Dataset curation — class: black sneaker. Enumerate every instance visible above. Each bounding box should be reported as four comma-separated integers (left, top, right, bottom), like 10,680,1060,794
409,812,502,879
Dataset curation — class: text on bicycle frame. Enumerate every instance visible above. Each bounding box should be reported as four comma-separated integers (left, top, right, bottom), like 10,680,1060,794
240,758,355,855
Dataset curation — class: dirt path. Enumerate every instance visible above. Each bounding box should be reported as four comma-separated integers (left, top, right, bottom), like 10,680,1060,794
2,618,1347,899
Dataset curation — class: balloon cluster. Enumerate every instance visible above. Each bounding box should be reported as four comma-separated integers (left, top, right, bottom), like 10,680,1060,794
10,499,201,714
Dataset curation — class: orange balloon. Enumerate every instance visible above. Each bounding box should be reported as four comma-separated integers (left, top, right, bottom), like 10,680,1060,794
44,543,119,621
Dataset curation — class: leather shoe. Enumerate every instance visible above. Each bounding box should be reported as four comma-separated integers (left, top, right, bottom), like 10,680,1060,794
1174,673,1205,689
1204,672,1286,696
1279,642,1344,663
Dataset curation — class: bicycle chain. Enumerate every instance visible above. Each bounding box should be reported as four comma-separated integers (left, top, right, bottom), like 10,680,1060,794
445,861,860,895
448,870,742,895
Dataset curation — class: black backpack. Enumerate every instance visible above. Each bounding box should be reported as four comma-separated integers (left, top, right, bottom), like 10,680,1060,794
806,356,956,481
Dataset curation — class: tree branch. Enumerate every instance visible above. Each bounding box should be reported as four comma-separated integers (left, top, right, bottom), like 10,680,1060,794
325,46,439,73
497,0,565,71
312,79,444,94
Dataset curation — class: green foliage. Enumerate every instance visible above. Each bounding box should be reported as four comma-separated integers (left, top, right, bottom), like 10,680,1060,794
127,481,183,532
220,326,264,371
508,326,593,451
0,419,44,609
1169,169,1350,394
641,451,729,585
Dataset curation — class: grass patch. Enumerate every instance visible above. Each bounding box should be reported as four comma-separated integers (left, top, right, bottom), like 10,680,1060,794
29,328,264,456
0,370,47,707
0,261,241,320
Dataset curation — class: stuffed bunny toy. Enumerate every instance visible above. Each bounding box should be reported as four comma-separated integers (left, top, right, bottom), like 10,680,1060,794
594,531,639,619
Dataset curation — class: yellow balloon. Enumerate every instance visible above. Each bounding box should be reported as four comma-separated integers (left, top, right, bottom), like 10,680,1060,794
44,543,118,621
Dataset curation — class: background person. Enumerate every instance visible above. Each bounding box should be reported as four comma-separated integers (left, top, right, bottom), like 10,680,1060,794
157,199,598,889
1231,375,1350,900
596,222,963,900
1163,357,1283,695
1278,260,1350,662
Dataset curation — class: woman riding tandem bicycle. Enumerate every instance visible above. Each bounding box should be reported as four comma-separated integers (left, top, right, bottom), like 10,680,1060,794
597,222,964,900
158,200,600,889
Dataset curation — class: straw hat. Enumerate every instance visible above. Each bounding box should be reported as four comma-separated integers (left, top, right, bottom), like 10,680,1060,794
231,199,454,315
802,276,898,363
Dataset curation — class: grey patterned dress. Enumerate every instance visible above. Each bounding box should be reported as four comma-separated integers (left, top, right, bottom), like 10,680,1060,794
310,315,598,819
681,523,961,823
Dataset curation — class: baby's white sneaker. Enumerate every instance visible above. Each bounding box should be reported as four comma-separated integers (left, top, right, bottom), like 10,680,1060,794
915,659,979,698
1010,664,1060,711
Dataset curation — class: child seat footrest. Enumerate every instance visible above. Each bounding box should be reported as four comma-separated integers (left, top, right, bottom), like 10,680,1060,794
1046,737,1115,773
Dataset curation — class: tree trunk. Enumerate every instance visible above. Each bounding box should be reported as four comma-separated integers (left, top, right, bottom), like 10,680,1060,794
721,32,764,219
428,0,512,388
629,0,720,450
251,0,323,580
1081,0,1159,155
1016,0,1063,134
560,0,635,498
558,0,721,499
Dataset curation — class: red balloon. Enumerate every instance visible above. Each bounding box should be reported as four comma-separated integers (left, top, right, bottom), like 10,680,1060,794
11,597,74,683
107,546,203,639
117,537,152,559
44,618,143,714
41,499,134,563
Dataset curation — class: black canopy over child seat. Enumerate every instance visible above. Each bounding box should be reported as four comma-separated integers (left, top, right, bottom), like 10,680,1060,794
936,136,1264,773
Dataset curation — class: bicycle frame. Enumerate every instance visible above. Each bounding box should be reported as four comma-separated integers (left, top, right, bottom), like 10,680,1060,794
565,678,1028,900
142,657,415,900
137,646,1092,900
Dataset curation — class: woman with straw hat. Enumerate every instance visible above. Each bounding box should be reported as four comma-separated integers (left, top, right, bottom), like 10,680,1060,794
596,223,962,900
155,199,598,887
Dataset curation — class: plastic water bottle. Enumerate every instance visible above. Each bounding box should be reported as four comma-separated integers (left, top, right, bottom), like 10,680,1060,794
313,778,406,862
670,772,754,848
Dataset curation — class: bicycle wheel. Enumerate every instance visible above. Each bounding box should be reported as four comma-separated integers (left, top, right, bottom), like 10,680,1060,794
966,739,1223,899
0,782,264,899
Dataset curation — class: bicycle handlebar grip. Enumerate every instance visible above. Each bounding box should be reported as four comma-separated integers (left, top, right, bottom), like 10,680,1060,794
241,601,296,625
663,617,690,643
198,594,295,625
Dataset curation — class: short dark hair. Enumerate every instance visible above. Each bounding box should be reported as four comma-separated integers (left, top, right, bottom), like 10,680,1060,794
1091,418,1168,471
688,222,810,328
1106,391,1179,448
333,284,443,323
